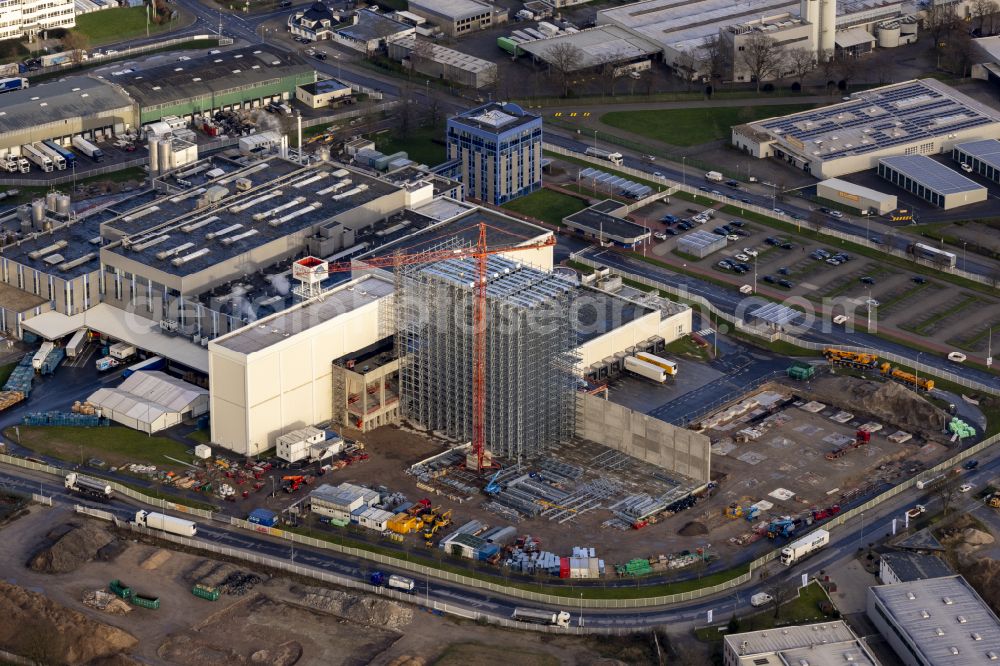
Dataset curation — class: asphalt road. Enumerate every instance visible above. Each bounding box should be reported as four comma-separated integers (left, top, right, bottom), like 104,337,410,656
3,446,998,630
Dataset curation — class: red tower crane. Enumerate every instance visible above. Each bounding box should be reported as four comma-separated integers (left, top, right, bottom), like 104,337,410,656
293,222,556,472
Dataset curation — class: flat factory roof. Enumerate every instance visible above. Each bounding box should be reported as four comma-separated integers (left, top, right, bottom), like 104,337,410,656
102,158,401,277
817,178,896,202
564,207,651,244
724,621,867,663
298,79,352,95
3,212,108,279
749,79,1000,162
954,137,1000,168
117,46,312,110
598,0,799,53
517,25,662,71
337,9,412,42
448,102,540,135
0,281,48,312
213,273,394,355
0,76,134,136
408,0,493,20
678,229,726,250
878,155,986,195
392,35,495,73
881,551,953,582
869,575,1000,665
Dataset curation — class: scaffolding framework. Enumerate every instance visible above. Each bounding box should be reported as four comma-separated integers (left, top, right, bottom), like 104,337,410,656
396,254,579,465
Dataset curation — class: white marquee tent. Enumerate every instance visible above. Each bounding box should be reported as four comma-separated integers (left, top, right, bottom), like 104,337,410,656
88,371,208,434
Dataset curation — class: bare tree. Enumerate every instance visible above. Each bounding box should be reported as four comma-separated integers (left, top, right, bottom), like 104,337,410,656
937,476,964,518
944,29,976,77
480,63,500,101
424,86,444,129
640,68,655,96
598,50,626,97
394,84,416,139
544,43,584,97
787,47,816,84
739,33,782,92
702,34,731,83
834,53,860,90
767,582,796,619
926,2,961,48
972,0,995,32
818,49,837,92
871,49,898,84
62,31,89,66
986,1,1000,34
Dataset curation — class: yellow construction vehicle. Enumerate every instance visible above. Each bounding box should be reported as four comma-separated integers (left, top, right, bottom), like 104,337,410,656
422,522,439,541
880,362,934,391
388,513,422,535
986,492,1000,509
435,509,453,529
724,503,743,519
823,348,879,369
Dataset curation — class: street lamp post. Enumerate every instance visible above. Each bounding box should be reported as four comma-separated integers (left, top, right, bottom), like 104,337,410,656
682,156,686,188
579,592,584,627
753,254,757,294
915,352,923,388
593,129,598,151
963,241,968,269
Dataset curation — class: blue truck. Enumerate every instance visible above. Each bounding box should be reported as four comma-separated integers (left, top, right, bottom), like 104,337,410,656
0,77,28,94
42,140,77,168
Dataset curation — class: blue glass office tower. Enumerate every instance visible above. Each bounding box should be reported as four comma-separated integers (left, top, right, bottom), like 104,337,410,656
446,102,542,205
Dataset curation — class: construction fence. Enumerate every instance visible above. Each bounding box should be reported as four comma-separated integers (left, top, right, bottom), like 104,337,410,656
544,142,996,288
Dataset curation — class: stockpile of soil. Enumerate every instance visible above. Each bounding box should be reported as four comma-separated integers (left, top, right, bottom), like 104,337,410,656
807,376,949,436
28,522,117,573
296,585,413,629
678,521,708,536
962,558,1000,615
0,581,137,665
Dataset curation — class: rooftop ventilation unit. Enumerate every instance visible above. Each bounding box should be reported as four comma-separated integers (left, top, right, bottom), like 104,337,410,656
206,223,244,240
221,229,259,246
122,206,161,222
27,239,69,260
292,172,329,189
230,191,282,214
181,216,220,233
58,252,96,272
172,247,211,266
253,196,306,221
156,242,194,260
268,203,322,227
170,187,206,203
42,254,65,265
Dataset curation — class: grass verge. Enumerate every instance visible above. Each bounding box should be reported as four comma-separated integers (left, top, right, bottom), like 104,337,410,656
600,105,817,147
374,125,447,166
73,7,177,46
695,582,833,641
502,188,588,227
4,425,193,468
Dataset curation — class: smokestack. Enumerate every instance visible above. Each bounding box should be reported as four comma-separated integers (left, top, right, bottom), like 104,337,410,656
297,113,303,163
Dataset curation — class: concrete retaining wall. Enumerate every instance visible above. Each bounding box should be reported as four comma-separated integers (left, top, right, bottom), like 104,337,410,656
575,393,711,483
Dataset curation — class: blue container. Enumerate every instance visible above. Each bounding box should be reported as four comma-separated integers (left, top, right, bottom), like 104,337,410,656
477,544,500,561
247,508,279,527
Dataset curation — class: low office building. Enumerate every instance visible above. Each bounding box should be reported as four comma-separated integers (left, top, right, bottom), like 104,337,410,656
446,102,542,205
309,482,380,521
877,155,987,209
733,79,1000,179
563,203,651,248
678,229,727,258
816,178,898,214
295,79,352,108
275,426,342,463
723,621,879,666
952,138,1000,184
868,575,1000,666
387,35,498,89
407,0,507,37
0,0,75,41
879,551,953,584
332,9,415,54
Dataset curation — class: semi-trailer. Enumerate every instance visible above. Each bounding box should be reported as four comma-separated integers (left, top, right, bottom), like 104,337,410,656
584,146,624,166
64,472,113,500
512,607,572,627
624,356,666,383
71,136,105,162
22,144,53,172
122,355,164,378
32,342,55,371
370,571,415,593
34,142,66,170
42,140,77,168
133,510,197,537
65,329,87,358
635,351,678,376
778,528,829,565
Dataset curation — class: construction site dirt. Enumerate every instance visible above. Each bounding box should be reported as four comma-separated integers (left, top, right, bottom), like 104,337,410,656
318,371,967,574
0,505,632,665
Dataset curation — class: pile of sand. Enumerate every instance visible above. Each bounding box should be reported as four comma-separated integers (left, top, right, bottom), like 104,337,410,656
807,376,949,435
28,522,117,573
0,581,137,665
678,521,709,536
297,585,413,630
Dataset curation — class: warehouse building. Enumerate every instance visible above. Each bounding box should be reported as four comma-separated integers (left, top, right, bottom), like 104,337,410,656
331,9,415,54
86,370,209,434
0,0,75,40
722,621,878,666
877,155,987,209
517,25,661,74
952,138,1000,184
816,178,898,214
563,203,651,248
733,79,1000,178
868,575,1000,666
446,102,542,205
407,0,507,37
387,35,497,89
677,229,727,258
117,47,316,125
878,551,952,584
295,79,352,109
0,77,136,157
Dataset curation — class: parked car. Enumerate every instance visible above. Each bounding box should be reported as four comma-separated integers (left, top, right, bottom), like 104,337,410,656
740,197,752,204
712,227,728,236
763,275,777,284
726,179,739,187
860,276,876,285
313,52,328,60
778,279,794,288
661,214,678,223
653,171,664,178
653,232,667,241
698,186,711,192
911,276,927,284
735,253,750,262
870,235,883,244
778,267,790,275
727,234,740,241
735,263,751,272
764,237,781,246
711,190,723,196
718,260,734,269
819,207,831,214
743,248,758,257
729,220,745,227
829,210,844,219
780,242,794,249
665,228,679,236
826,257,842,266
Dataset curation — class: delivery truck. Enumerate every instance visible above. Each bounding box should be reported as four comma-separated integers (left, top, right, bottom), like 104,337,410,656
584,146,624,166
705,171,723,182
370,571,415,593
34,142,66,170
43,140,76,168
96,356,120,372
64,472,113,501
22,143,53,172
779,528,829,565
72,136,105,162
133,510,197,537
65,329,87,358
109,342,137,360
624,355,666,383
512,607,572,627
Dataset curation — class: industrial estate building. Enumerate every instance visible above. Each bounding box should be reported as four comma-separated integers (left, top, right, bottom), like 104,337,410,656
407,0,507,38
878,552,953,585
388,35,498,89
816,178,897,214
867,576,1000,666
723,621,878,666
877,155,988,209
0,0,75,41
733,79,1000,179
517,25,662,73
331,9,415,54
563,201,651,248
952,138,1000,185
446,102,542,205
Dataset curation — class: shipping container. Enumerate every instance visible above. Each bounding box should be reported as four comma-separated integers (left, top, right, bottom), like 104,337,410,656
65,329,88,358
624,356,665,383
72,136,105,162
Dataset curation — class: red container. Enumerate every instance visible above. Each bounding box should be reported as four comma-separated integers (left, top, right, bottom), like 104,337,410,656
559,557,570,578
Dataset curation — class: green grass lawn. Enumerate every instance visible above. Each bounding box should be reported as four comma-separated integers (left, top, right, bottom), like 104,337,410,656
502,189,588,227
375,126,447,166
696,582,834,641
600,105,817,147
188,429,211,444
73,7,176,46
5,425,193,468
0,363,15,387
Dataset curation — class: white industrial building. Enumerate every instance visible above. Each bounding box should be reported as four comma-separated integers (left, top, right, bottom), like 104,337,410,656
878,155,988,209
816,178,897,214
308,482,380,521
275,426,343,463
387,35,498,89
733,79,1000,178
406,0,507,37
723,621,879,666
952,138,1000,184
517,25,662,73
0,0,75,40
87,371,209,434
867,575,1000,666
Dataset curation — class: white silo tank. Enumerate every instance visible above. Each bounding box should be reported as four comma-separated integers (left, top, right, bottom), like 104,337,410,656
45,191,58,212
31,199,45,230
158,139,171,174
148,138,160,175
57,194,71,216
318,145,331,162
